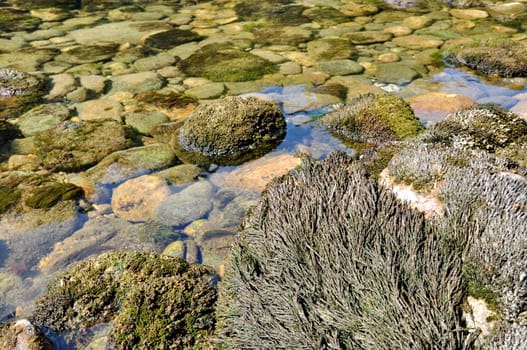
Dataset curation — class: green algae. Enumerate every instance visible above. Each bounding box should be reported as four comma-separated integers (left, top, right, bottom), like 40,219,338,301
178,45,276,82
321,93,424,144
0,186,21,214
0,8,41,32
25,183,84,209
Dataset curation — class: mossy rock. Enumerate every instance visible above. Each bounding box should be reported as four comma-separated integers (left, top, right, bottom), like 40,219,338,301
444,39,527,77
143,29,203,50
424,104,527,152
252,25,313,46
34,119,130,172
321,93,424,144
0,8,41,32
56,43,118,64
33,251,217,349
178,45,276,82
234,0,310,25
0,185,21,214
174,96,286,165
25,182,84,209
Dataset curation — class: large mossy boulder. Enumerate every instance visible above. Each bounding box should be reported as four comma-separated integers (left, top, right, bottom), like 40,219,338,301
178,44,276,82
321,93,424,145
0,69,45,120
33,251,217,349
216,152,473,349
445,40,527,78
34,119,130,172
174,96,286,165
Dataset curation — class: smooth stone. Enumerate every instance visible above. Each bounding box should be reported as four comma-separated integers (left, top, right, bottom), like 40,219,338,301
383,25,412,37
154,164,201,185
377,53,400,63
41,61,71,74
166,42,201,60
18,103,70,136
22,28,65,41
250,49,287,64
109,71,165,94
66,87,88,102
7,154,40,171
163,240,186,258
402,16,433,30
157,180,213,227
79,75,107,93
56,44,117,64
86,143,177,184
132,53,176,72
0,48,56,72
279,62,302,75
224,81,276,95
222,154,302,193
75,99,122,121
392,35,444,49
511,99,527,120
125,111,169,134
318,23,363,38
30,7,70,22
186,82,225,99
450,9,489,20
112,174,172,222
375,62,420,85
67,20,173,45
45,73,76,99
313,59,364,76
8,137,36,155
345,31,393,44
199,230,235,270
490,2,526,15
280,51,317,67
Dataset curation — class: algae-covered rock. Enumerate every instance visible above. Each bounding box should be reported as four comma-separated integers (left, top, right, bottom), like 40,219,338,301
0,69,45,120
424,104,527,152
25,182,84,209
445,40,527,77
178,44,276,82
0,8,41,32
18,103,70,137
175,96,285,165
55,43,118,64
252,25,313,46
33,251,217,349
234,1,310,24
216,152,472,349
0,185,21,214
321,93,424,144
34,119,130,172
143,29,202,50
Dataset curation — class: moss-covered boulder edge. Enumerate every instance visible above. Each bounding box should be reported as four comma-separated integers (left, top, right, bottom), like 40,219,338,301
32,251,218,349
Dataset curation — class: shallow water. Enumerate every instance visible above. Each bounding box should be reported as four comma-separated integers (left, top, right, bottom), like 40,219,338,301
0,0,526,347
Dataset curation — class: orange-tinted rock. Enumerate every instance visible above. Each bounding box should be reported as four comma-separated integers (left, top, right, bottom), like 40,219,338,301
223,154,302,193
406,92,476,123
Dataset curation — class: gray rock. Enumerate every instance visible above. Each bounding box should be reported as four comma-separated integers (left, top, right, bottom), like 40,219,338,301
313,60,364,76
109,71,165,94
75,99,123,121
132,53,176,72
18,103,70,137
125,111,169,135
375,62,420,85
157,180,213,228
186,82,225,99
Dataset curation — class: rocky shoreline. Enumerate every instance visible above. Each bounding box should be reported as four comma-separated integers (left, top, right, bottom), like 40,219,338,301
0,0,526,349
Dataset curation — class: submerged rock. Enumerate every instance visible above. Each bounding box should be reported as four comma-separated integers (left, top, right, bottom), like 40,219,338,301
34,119,130,172
321,93,424,144
445,40,527,78
178,44,276,82
143,28,202,50
175,96,286,165
33,251,217,349
0,8,41,32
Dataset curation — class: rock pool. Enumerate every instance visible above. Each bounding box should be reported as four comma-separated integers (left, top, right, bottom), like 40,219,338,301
0,0,526,348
